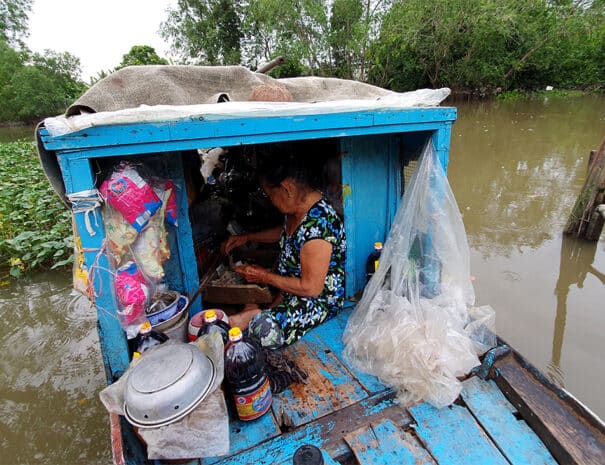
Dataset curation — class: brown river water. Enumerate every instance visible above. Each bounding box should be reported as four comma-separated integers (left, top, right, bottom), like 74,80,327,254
1,94,604,464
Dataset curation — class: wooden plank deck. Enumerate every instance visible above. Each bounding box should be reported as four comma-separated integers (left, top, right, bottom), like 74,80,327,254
194,308,570,465
344,419,435,465
461,377,556,465
494,354,605,465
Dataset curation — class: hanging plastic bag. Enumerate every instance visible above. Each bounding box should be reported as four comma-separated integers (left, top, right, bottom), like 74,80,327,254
99,162,162,232
343,141,496,408
115,261,150,330
131,187,171,281
104,205,138,265
162,180,178,226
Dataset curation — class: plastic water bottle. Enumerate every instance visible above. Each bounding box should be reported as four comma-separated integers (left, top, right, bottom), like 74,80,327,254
224,327,272,421
365,241,383,282
134,320,168,355
197,309,230,344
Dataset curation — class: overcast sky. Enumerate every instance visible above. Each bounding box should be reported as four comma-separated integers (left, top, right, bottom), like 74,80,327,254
26,0,176,81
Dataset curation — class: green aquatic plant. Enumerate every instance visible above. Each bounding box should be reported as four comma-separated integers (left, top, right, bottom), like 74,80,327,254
0,141,72,277
497,88,594,101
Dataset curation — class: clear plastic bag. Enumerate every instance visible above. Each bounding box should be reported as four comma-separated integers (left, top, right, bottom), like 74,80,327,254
343,142,496,408
99,162,177,337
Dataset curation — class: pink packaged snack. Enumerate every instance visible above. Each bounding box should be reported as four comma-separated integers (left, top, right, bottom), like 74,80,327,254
163,180,178,226
115,261,149,324
100,164,162,233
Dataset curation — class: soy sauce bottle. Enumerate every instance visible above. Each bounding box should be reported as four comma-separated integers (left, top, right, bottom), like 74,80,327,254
134,320,169,355
197,309,230,345
365,241,383,282
224,327,272,421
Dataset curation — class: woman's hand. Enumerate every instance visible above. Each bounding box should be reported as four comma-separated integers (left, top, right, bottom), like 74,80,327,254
235,264,270,284
221,234,248,255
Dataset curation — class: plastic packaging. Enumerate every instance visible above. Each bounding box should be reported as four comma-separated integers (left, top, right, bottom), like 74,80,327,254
71,215,90,296
343,142,496,408
224,327,272,421
99,161,179,336
99,162,162,232
115,261,149,326
104,205,138,263
130,188,170,281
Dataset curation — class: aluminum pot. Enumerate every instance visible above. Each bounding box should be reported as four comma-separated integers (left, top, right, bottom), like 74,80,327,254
123,342,216,428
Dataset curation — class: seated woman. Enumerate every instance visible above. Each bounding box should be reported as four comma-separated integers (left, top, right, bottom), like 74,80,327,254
222,152,346,348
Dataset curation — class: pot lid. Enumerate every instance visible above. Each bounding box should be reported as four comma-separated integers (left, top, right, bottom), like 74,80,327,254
130,343,193,393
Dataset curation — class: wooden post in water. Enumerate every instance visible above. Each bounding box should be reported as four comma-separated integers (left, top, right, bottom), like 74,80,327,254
564,135,605,240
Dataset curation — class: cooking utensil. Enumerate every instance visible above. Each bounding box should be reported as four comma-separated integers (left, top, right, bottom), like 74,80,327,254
123,342,216,428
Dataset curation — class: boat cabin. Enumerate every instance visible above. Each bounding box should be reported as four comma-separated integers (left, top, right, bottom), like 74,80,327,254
37,86,605,465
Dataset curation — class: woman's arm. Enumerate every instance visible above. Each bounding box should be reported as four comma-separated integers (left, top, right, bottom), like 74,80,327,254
221,225,282,254
237,239,332,298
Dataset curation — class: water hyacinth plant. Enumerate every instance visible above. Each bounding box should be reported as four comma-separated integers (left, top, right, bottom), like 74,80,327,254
0,141,72,278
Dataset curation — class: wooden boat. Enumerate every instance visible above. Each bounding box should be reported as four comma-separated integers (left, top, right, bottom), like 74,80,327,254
37,87,605,464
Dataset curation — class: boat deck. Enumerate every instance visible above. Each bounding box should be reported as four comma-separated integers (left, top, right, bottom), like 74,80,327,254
195,308,566,465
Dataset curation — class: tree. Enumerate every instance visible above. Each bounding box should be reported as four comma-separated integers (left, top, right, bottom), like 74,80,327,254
0,48,86,122
160,0,243,65
0,0,32,48
117,45,169,68
330,0,364,78
0,38,24,120
369,0,605,92
157,0,603,91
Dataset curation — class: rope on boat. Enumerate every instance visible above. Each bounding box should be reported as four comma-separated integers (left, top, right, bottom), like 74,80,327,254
67,189,103,236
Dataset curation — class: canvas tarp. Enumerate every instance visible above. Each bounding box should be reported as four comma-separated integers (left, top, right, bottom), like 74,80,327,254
38,65,450,203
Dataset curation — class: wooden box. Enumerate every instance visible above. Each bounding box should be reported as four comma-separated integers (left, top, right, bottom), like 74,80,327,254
200,248,277,305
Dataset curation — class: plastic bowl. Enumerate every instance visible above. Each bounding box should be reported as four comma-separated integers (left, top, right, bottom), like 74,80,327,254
123,342,216,428
146,293,187,326
147,292,187,326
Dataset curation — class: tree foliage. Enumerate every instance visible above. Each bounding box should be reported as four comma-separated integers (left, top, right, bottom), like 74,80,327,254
160,0,603,92
0,0,32,48
368,0,605,92
160,0,243,65
117,45,169,68
1,0,603,125
0,43,86,122
161,0,386,79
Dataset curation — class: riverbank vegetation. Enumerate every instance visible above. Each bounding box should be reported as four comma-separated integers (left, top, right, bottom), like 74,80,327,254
1,0,604,124
161,0,605,94
0,141,72,277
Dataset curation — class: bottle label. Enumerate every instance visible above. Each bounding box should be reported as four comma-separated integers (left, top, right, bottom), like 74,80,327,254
233,378,272,421
374,259,379,272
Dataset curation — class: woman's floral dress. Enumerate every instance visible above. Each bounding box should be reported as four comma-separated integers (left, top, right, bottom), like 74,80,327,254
267,197,346,345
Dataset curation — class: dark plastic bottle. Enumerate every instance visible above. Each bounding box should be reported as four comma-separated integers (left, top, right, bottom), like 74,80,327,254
197,309,231,344
134,320,169,355
293,445,324,465
224,327,272,421
365,241,383,282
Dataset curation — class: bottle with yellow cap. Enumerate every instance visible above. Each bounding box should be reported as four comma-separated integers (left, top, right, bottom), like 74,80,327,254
197,309,230,344
365,241,383,283
224,326,272,421
134,320,168,355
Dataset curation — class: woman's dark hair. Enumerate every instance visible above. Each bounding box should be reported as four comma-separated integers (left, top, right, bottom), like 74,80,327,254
256,141,324,190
